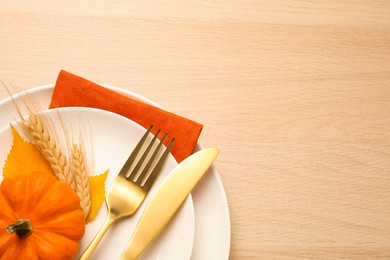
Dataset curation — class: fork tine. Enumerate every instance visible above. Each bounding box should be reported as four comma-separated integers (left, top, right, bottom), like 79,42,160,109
118,125,153,177
127,129,161,181
135,133,168,185
143,137,175,191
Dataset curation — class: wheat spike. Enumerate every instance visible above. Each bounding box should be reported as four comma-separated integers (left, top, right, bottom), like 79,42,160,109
64,116,93,218
23,112,76,190
71,144,91,218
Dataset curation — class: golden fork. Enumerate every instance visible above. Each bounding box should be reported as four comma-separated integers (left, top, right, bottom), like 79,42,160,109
80,125,174,260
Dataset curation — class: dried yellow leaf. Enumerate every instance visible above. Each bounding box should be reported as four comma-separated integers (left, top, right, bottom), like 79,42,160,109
86,169,109,222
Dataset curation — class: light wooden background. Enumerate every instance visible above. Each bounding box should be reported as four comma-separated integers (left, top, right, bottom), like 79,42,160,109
1,1,390,259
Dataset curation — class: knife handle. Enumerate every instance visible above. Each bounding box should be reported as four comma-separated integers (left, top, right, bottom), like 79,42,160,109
119,147,219,260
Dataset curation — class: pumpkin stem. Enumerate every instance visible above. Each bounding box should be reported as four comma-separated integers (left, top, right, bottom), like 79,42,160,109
6,219,33,238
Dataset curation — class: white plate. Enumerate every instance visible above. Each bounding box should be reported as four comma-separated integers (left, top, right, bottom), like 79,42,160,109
0,84,231,259
0,107,194,260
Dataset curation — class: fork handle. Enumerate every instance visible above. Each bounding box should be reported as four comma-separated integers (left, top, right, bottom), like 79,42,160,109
79,214,116,260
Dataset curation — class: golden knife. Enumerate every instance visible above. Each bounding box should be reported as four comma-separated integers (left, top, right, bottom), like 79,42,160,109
119,147,219,260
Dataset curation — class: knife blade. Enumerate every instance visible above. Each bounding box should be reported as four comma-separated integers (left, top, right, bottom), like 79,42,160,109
119,147,219,260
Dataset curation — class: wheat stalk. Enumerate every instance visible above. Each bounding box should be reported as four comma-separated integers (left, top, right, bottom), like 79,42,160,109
71,144,91,218
0,80,74,187
1,80,93,217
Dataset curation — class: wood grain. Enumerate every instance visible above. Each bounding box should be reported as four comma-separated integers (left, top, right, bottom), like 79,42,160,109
1,0,390,259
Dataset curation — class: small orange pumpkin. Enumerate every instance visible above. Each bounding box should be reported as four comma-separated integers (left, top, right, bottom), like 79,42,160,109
0,172,85,260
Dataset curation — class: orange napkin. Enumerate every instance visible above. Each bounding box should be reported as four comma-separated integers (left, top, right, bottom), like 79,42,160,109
49,70,203,163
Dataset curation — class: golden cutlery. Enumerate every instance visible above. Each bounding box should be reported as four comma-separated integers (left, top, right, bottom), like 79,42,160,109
80,125,174,260
120,147,219,260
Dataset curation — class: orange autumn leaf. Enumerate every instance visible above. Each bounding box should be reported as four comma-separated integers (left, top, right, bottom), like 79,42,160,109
3,125,54,179
86,169,109,223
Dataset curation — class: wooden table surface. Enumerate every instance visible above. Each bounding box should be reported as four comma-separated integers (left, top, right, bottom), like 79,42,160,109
1,1,390,259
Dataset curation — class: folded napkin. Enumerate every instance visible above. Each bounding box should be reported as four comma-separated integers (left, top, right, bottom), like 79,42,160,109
49,70,203,162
